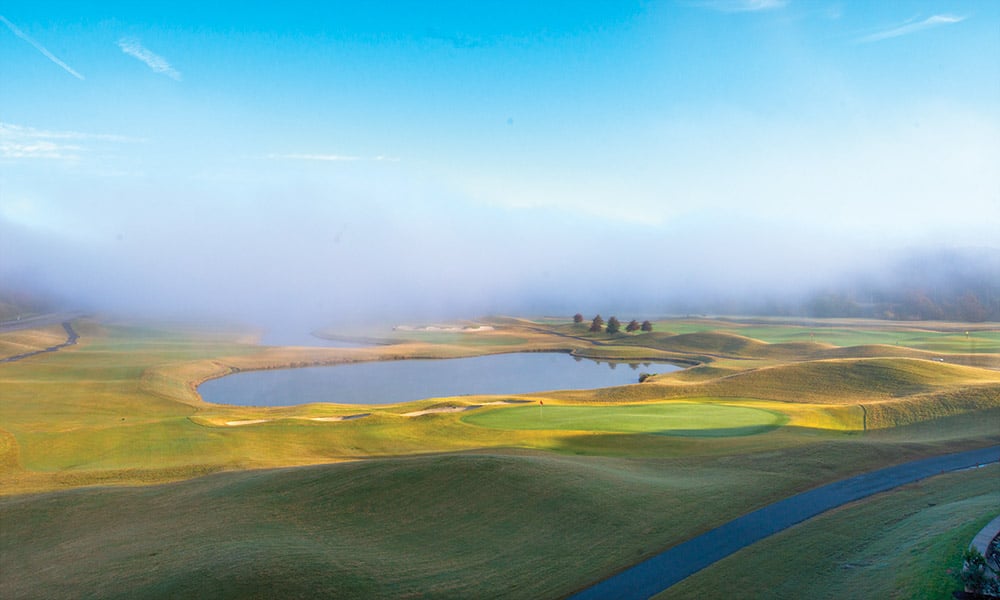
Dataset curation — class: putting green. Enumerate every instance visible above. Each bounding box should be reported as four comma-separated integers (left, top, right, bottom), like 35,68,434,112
462,402,788,437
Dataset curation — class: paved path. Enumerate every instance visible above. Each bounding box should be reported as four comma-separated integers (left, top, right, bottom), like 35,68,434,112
0,321,79,364
568,445,1000,600
970,514,1000,557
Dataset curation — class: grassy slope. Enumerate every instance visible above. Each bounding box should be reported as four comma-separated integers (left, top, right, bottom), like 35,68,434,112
4,451,998,600
1,316,999,598
655,463,1000,600
0,453,745,599
0,323,68,359
463,402,787,436
647,318,1000,353
2,318,999,493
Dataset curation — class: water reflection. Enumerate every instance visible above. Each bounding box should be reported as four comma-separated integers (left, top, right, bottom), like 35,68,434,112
200,352,682,407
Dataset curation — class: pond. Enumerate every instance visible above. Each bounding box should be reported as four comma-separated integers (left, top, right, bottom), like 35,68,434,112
198,352,682,407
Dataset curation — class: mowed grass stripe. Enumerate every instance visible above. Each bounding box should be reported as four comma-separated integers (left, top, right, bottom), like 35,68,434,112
462,403,788,437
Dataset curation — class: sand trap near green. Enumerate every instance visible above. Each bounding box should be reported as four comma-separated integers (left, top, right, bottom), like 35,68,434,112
463,402,788,437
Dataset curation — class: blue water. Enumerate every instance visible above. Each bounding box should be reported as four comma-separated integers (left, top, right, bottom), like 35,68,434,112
198,352,682,407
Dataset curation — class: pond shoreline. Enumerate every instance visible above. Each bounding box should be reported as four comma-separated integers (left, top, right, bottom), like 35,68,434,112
197,351,685,408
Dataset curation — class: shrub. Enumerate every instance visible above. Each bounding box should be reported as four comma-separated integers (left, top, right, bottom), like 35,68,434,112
956,547,1000,596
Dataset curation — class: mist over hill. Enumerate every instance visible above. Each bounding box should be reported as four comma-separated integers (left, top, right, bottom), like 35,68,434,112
803,247,1000,322
4,244,997,326
660,247,1000,322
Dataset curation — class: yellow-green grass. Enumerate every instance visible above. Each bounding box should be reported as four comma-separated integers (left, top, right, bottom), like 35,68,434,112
2,317,999,495
644,318,1000,353
0,323,69,359
462,402,788,437
641,357,1000,403
655,462,1000,600
382,330,532,346
1,315,999,599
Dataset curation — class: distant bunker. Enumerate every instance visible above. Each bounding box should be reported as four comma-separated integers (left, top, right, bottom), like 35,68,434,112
462,402,788,437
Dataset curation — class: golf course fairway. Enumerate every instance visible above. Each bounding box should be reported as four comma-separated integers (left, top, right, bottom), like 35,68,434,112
1,315,998,599
463,402,788,436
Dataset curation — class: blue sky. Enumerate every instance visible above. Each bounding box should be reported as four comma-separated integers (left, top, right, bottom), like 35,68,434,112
1,1,998,324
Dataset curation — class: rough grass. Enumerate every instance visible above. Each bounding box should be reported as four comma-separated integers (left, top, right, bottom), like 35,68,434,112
1,316,999,598
463,402,788,436
655,463,1000,600
4,451,997,600
0,452,816,599
2,318,998,493
652,357,1000,404
0,324,69,359
647,318,1000,353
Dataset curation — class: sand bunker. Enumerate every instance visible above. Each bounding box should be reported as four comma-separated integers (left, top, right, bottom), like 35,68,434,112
402,400,520,417
402,406,471,417
309,413,371,422
224,413,371,426
225,419,271,426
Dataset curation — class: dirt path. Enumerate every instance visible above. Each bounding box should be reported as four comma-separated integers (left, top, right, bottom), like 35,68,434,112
567,445,1000,600
0,321,79,364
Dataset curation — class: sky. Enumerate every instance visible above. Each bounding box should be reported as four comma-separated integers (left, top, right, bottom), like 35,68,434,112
1,1,998,329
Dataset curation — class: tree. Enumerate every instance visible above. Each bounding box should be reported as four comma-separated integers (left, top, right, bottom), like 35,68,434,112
641,320,653,332
606,316,621,334
573,313,584,324
958,292,989,322
625,319,640,333
589,315,604,333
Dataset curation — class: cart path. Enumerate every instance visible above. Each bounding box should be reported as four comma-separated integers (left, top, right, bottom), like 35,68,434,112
567,444,1000,600
0,321,79,364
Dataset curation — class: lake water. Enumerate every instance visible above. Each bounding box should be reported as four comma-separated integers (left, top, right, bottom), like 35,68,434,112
198,352,682,407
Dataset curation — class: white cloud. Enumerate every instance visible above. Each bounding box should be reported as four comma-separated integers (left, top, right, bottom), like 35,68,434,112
118,38,182,81
0,140,82,160
692,0,787,12
858,14,965,43
0,122,138,160
268,153,400,162
0,15,84,80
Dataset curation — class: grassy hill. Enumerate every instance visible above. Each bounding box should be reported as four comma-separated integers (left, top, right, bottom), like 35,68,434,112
1,315,998,598
5,447,999,600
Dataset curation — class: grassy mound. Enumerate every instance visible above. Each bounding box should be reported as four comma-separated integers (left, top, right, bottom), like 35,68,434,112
688,358,1000,404
9,446,997,600
0,452,819,599
654,332,768,355
0,324,70,360
462,402,787,437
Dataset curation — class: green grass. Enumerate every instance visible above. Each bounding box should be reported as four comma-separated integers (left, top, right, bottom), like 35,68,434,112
648,319,1000,353
462,402,788,437
2,317,998,491
6,451,997,600
389,331,532,346
0,452,823,599
1,315,999,598
655,463,1000,600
